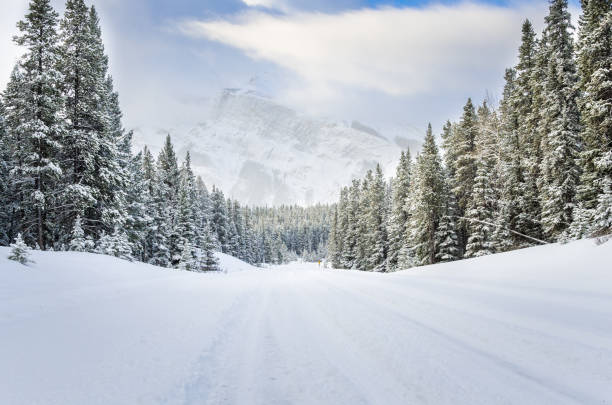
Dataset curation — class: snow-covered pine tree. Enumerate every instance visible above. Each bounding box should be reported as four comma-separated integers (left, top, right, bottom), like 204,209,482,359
178,240,197,271
139,146,169,267
4,0,65,250
199,222,220,271
341,180,361,269
538,0,582,240
452,99,479,253
59,0,106,240
407,124,445,266
435,175,461,262
210,186,229,252
0,98,10,246
495,69,523,252
514,20,544,243
327,204,340,267
386,150,412,271
465,101,500,258
124,151,150,261
331,188,348,268
156,135,181,265
362,164,388,271
354,172,372,270
8,233,33,265
69,215,87,252
572,1,612,237
176,152,197,260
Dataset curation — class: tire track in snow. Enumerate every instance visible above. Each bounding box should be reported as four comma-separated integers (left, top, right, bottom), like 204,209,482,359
318,277,601,404
179,285,270,405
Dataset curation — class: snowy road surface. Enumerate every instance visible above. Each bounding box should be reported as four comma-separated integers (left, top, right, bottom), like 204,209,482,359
1,239,611,404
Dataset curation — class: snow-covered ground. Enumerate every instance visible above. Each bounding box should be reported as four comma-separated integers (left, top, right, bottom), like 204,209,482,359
1,239,611,404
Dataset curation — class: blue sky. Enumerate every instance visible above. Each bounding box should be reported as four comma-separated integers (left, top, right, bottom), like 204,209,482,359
1,0,583,139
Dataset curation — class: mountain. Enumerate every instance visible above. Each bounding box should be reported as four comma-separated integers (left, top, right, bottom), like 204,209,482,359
132,89,413,206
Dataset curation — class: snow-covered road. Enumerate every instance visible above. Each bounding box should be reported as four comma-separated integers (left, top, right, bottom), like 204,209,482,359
1,240,611,404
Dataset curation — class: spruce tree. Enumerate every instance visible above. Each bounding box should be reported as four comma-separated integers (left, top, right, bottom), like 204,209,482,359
435,176,461,262
4,0,65,249
452,99,478,252
341,180,361,269
365,164,388,271
538,0,582,240
514,20,544,243
387,150,412,271
8,233,33,265
407,124,445,266
573,2,612,237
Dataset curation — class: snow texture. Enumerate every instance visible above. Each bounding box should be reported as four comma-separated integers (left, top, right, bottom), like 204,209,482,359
132,90,409,206
1,239,611,404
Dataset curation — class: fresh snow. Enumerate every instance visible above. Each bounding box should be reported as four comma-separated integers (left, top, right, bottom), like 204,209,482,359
1,239,611,404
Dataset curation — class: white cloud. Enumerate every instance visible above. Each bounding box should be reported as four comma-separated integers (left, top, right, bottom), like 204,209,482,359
241,0,291,12
180,2,551,99
0,1,29,91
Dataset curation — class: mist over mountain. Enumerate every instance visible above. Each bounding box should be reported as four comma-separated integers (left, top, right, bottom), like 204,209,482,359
132,89,418,206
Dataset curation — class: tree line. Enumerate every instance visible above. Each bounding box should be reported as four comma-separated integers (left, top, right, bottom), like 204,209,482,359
328,0,612,271
0,0,331,270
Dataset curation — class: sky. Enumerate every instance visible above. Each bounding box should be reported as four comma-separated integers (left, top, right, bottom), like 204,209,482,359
0,0,582,139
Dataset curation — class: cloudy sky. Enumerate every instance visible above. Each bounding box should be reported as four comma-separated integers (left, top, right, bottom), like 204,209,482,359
0,0,581,138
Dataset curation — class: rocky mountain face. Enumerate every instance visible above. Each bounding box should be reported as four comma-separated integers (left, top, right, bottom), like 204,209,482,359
132,89,414,206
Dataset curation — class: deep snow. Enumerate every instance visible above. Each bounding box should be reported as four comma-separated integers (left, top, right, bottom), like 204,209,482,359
1,239,611,404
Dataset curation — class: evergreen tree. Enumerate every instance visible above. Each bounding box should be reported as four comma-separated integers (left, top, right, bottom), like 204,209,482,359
341,180,361,269
407,124,445,266
199,222,220,271
211,186,229,252
0,98,11,245
8,233,33,265
4,0,65,249
435,176,461,262
536,0,582,240
452,98,479,252
365,164,388,271
573,2,612,237
387,150,412,271
69,215,86,252
178,240,197,271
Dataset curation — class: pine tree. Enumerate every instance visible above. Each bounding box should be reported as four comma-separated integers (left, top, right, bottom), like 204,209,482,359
341,180,361,269
573,2,612,237
364,164,388,271
452,99,479,252
69,215,86,252
387,150,412,271
407,124,445,266
210,186,229,252
327,204,340,268
199,222,220,271
156,135,181,265
4,0,65,249
178,240,197,271
538,0,582,240
0,98,11,246
465,164,497,258
8,233,33,265
435,176,461,263
515,20,544,243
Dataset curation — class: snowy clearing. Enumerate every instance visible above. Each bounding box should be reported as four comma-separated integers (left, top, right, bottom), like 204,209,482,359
1,239,611,404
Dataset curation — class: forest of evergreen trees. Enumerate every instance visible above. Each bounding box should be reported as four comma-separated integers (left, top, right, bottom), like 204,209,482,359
328,0,612,271
0,0,330,271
